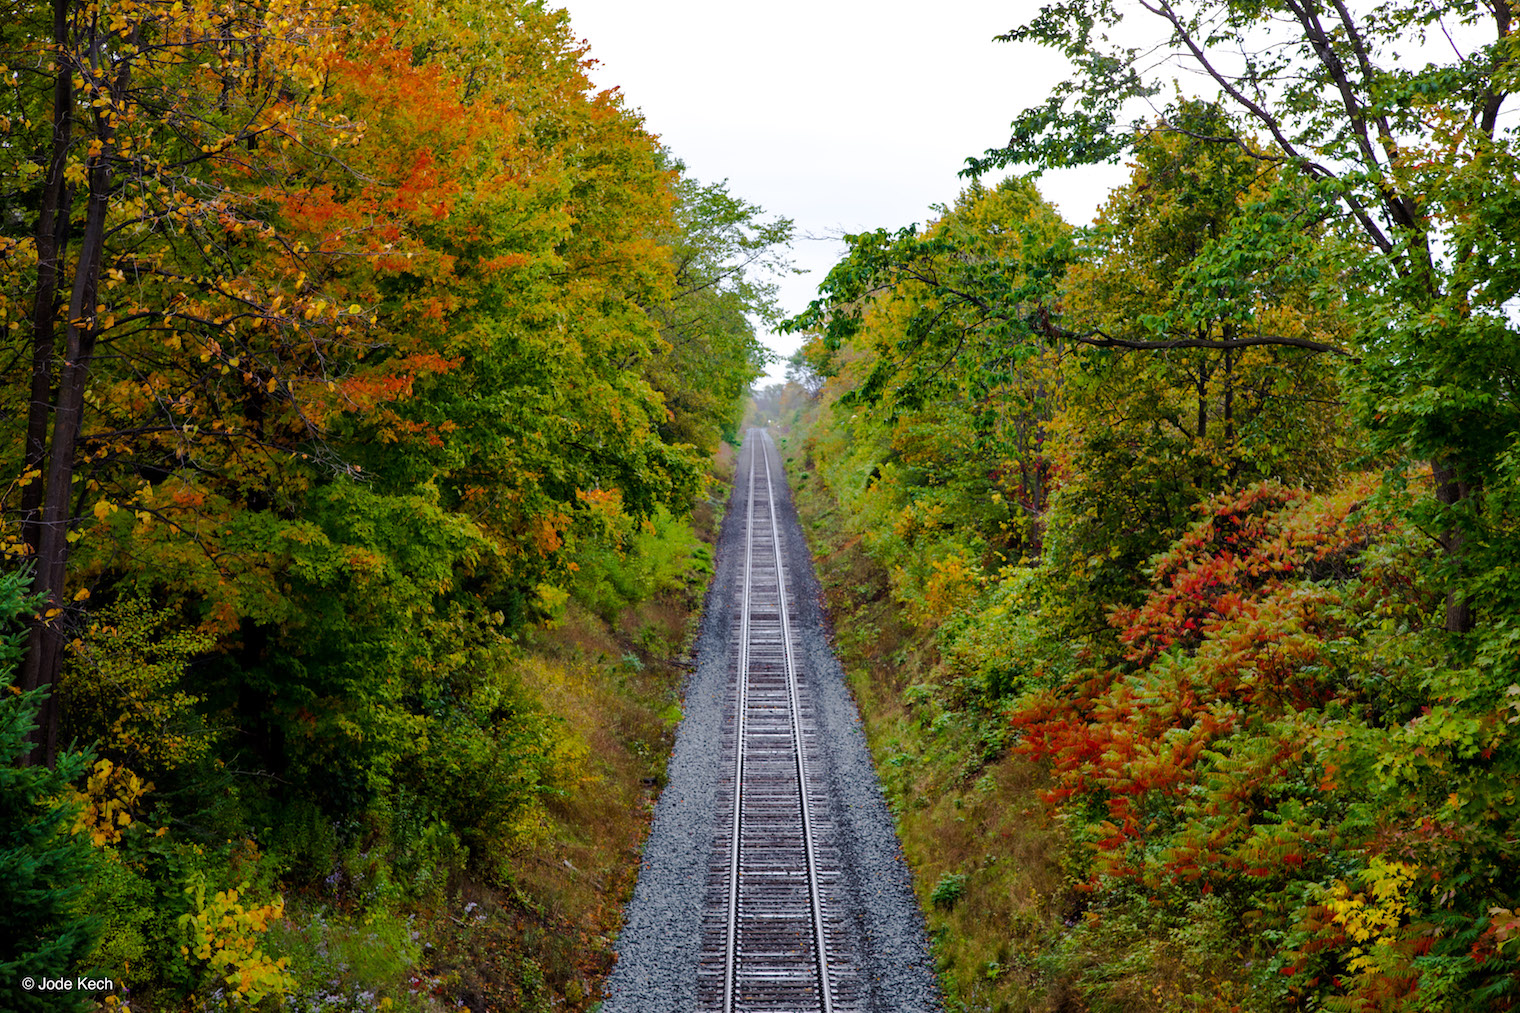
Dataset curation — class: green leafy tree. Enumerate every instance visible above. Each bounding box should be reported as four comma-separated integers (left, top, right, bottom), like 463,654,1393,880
975,0,1520,636
1048,103,1355,623
786,177,1075,557
647,167,792,453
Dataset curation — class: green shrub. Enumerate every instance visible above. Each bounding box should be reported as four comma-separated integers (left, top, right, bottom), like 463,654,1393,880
568,508,711,622
931,872,968,911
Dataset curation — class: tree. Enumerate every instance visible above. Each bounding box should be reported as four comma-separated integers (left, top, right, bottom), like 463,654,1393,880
35,0,706,807
3,0,732,769
786,178,1076,552
788,146,1357,563
975,0,1520,635
645,168,791,453
3,0,357,764
1047,103,1354,621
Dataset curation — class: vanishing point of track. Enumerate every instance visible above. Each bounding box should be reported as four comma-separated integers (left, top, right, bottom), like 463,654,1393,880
697,430,858,1013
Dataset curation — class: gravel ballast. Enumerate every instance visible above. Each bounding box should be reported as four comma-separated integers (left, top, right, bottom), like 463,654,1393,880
600,432,943,1013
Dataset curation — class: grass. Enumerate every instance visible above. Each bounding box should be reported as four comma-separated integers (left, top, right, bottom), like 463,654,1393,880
478,463,727,1011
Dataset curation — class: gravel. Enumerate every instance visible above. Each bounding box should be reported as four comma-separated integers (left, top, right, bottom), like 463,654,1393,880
600,432,943,1013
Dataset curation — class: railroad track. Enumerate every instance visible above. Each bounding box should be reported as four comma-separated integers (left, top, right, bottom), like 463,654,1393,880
697,430,860,1013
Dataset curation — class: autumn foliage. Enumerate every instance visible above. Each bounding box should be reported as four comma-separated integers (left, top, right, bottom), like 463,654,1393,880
2,0,781,1007
786,100,1520,1008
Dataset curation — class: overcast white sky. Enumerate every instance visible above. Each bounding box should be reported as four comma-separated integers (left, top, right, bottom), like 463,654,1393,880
561,0,1133,384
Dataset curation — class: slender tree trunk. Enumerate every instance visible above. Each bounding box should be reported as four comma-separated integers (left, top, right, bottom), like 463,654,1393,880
1196,371,1208,441
20,193,107,767
1432,458,1476,634
19,0,75,559
20,15,122,767
1222,345,1236,483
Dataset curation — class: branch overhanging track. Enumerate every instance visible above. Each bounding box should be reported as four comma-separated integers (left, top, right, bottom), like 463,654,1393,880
698,429,860,1013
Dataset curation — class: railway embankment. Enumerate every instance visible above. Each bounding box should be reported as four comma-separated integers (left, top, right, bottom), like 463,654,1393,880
773,427,1073,1013
602,430,941,1013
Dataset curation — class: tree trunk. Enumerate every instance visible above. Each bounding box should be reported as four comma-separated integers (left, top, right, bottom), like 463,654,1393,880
19,18,122,767
19,198,108,767
1222,345,1236,483
1432,457,1475,635
1196,370,1208,441
19,0,75,559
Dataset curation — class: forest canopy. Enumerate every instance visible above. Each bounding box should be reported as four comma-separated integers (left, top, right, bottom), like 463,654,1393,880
1,0,785,1007
781,0,1520,1007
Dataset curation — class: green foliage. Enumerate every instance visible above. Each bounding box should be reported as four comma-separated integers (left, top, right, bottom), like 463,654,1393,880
787,176,1073,418
1044,106,1353,632
789,65,1520,1002
647,168,792,452
0,570,101,1013
63,595,216,778
398,676,565,869
930,871,968,910
269,906,423,1012
976,0,1520,643
566,506,713,624
801,354,1520,1006
377,797,468,905
944,564,1079,704
783,179,1079,573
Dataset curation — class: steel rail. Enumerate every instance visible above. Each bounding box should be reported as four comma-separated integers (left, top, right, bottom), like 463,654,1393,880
717,429,835,1013
720,428,758,1013
757,432,835,1013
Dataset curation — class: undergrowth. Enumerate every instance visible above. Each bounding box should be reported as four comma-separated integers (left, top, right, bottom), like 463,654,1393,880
14,448,736,1013
780,433,1073,1013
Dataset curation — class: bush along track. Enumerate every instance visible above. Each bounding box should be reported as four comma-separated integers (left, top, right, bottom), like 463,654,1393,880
772,375,1520,1010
